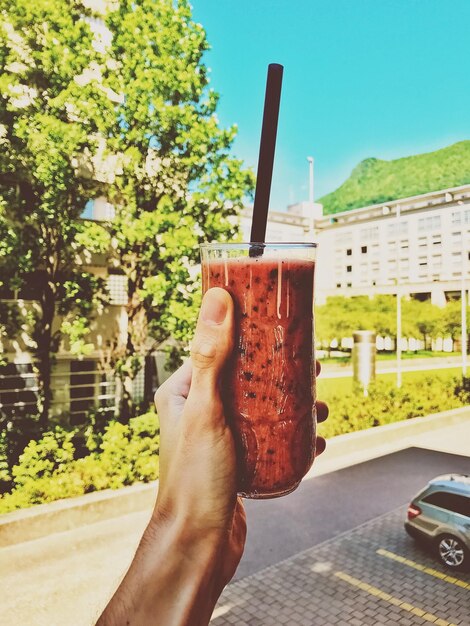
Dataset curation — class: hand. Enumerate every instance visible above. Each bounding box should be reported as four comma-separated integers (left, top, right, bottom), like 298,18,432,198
154,287,246,597
97,287,329,626
154,288,329,592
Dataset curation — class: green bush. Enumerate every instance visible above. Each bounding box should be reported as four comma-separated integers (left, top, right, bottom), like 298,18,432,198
318,375,466,439
0,412,160,514
1,375,468,514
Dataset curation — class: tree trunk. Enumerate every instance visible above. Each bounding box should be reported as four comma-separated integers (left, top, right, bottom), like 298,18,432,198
35,281,56,430
119,374,134,423
143,352,158,411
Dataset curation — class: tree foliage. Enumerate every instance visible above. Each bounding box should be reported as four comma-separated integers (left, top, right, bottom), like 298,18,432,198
0,0,254,427
316,295,468,352
0,0,111,426
319,140,470,214
97,0,254,415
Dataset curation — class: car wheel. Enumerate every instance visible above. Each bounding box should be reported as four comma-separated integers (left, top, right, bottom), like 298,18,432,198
436,535,469,571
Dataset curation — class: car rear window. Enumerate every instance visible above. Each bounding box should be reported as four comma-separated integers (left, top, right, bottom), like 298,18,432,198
422,491,470,517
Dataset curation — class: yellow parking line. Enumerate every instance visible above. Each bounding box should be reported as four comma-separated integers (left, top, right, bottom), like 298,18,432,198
334,571,458,626
376,548,470,589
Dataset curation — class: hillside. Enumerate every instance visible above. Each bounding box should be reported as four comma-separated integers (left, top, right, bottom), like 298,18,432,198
319,141,470,214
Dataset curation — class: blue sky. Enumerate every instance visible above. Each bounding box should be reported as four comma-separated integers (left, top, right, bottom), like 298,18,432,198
191,0,470,211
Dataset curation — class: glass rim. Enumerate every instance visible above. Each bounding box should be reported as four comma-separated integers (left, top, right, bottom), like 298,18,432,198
200,241,318,250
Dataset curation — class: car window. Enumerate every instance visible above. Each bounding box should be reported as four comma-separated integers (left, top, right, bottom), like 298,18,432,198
422,491,470,517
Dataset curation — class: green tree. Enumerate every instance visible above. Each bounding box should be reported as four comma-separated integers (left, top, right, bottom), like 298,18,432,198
441,298,470,347
0,0,254,430
99,0,254,416
0,1,111,427
402,298,441,349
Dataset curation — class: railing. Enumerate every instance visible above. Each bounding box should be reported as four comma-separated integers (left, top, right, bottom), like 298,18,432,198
0,362,118,420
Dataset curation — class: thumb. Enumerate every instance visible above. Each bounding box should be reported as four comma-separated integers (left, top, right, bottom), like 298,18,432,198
189,287,234,393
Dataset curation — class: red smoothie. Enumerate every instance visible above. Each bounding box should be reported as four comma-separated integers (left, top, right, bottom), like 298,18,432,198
202,255,316,498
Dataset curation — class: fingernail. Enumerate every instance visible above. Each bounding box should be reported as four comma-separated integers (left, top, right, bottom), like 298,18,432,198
201,289,228,325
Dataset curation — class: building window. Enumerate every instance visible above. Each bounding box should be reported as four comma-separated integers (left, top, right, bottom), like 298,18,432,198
346,248,352,256
70,360,96,425
455,209,470,226
107,274,128,305
361,246,367,254
346,265,352,273
360,226,379,241
335,232,353,246
418,215,441,232
336,283,341,288
346,282,352,288
387,221,408,237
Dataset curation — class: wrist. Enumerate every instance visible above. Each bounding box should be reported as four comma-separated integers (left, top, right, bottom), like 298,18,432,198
97,509,225,626
145,513,224,625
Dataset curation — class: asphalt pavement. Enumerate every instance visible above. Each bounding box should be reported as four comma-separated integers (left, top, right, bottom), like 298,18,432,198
237,447,470,580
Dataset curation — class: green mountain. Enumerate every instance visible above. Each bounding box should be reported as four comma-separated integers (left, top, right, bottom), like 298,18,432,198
319,141,470,215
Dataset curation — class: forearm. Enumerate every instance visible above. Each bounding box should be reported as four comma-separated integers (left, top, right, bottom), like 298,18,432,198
96,513,224,626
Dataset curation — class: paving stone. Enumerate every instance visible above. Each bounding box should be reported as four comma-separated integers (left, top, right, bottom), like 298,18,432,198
211,506,470,626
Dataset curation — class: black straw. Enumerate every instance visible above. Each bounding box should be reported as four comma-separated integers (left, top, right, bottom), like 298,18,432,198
250,63,284,249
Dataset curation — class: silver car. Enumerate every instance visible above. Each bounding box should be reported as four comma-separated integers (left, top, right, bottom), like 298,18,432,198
405,474,470,571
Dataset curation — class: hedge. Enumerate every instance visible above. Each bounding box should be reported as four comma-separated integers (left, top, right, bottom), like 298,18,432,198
318,375,469,439
0,412,159,514
1,376,469,514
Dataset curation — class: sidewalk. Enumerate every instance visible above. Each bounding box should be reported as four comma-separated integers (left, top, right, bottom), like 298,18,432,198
309,408,470,478
320,354,463,378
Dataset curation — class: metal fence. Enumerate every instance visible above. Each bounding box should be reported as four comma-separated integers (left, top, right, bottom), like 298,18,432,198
0,359,118,424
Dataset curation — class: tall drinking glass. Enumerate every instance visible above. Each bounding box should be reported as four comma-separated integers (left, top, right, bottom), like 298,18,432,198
200,242,317,498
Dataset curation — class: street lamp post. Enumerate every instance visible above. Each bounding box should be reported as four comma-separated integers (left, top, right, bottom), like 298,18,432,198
461,227,467,376
307,156,314,205
307,156,315,241
396,204,402,388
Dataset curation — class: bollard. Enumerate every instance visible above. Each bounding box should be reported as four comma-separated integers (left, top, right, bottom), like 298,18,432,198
352,331,376,395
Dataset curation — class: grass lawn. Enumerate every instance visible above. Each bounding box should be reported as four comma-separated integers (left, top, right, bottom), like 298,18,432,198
317,366,462,397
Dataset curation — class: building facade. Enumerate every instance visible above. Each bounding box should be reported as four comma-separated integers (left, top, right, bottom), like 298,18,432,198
314,184,470,305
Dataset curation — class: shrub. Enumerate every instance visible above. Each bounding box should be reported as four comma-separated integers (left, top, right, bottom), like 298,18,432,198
318,375,465,439
0,411,160,513
12,427,76,488
1,376,467,514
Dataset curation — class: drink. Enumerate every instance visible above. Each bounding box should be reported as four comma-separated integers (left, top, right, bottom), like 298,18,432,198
201,243,316,498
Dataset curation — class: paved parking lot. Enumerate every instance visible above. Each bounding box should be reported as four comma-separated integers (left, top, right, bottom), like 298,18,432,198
211,507,470,626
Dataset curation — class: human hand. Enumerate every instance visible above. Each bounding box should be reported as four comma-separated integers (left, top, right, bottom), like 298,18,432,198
154,287,246,597
97,287,329,626
153,288,329,597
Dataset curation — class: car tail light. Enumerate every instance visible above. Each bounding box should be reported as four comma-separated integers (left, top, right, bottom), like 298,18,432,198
407,504,422,520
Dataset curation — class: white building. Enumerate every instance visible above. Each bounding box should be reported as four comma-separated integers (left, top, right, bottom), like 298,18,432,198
314,184,470,305
238,184,470,307
238,202,322,243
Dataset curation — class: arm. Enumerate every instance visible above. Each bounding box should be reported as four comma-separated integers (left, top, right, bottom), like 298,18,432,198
97,288,244,626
